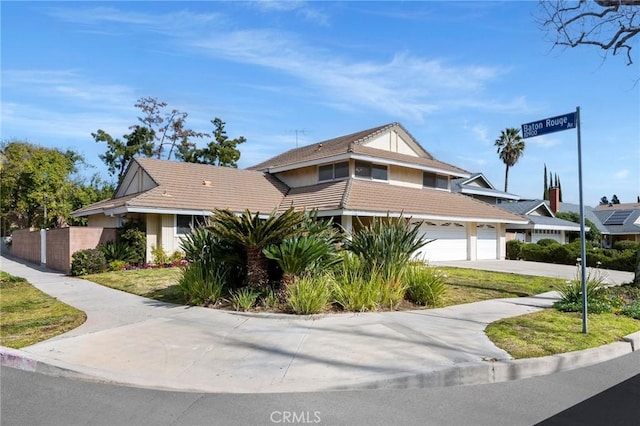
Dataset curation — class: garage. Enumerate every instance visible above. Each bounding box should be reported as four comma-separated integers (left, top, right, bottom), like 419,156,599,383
477,224,498,260
417,222,468,262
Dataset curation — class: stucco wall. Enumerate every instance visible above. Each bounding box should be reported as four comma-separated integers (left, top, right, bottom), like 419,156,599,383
8,227,117,273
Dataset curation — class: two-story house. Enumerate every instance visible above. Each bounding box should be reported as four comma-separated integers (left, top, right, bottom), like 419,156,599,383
72,123,527,262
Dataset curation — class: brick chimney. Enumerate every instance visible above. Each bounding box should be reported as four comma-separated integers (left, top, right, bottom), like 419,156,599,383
549,187,560,213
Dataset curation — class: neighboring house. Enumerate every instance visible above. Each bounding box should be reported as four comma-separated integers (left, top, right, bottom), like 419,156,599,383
593,203,640,246
73,122,527,262
452,178,583,244
552,202,640,247
451,173,520,205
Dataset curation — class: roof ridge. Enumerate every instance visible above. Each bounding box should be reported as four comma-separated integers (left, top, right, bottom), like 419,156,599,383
340,178,354,209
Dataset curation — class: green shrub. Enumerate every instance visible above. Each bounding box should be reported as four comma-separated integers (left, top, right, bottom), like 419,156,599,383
506,239,522,260
378,279,407,310
537,238,560,247
264,234,342,282
99,241,137,263
170,250,184,263
260,289,280,309
70,249,107,276
229,287,259,311
286,275,331,315
118,221,146,265
178,263,225,306
612,240,639,251
404,265,446,306
553,267,610,312
347,215,431,283
520,243,549,263
621,301,640,319
180,226,245,290
331,256,382,312
151,245,169,265
107,260,127,271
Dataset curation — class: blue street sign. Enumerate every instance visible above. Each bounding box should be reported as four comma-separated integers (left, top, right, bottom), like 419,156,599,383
521,112,576,138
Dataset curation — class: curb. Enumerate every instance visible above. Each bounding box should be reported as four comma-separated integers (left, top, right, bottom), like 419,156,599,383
3,332,638,393
331,332,639,392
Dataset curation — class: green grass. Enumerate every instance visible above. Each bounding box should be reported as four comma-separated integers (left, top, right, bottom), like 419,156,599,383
437,266,564,306
486,309,640,359
0,271,86,348
84,267,184,304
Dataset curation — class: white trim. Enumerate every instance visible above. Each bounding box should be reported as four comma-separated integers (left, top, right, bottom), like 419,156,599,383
266,152,470,178
460,187,521,200
316,209,528,224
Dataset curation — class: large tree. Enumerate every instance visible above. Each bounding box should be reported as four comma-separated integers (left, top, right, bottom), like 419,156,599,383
92,126,155,182
134,97,206,160
176,118,246,167
0,141,113,233
95,98,245,181
494,128,526,192
539,0,640,65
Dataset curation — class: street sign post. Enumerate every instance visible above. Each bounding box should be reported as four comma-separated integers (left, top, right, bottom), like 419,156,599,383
521,107,588,334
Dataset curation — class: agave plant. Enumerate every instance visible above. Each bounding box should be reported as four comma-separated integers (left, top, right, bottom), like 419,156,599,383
207,207,306,290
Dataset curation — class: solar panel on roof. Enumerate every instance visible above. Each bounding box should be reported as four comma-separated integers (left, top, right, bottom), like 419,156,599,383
603,210,633,226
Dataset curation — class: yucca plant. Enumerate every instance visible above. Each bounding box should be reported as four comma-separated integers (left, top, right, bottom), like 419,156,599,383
553,266,611,313
347,215,432,283
207,207,306,290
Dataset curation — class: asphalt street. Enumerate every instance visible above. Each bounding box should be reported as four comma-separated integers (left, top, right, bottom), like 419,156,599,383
2,351,639,426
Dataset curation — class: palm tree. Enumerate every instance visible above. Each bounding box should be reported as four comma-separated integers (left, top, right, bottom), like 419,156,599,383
207,207,306,290
494,128,525,192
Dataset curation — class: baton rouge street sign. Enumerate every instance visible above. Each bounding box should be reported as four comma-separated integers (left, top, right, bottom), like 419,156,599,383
521,112,576,139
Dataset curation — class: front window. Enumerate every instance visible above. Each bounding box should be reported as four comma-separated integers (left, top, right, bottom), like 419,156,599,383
423,172,448,189
355,160,387,181
319,161,349,182
176,215,206,235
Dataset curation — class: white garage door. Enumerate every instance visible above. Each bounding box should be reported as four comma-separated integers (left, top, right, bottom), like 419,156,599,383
477,225,498,260
417,223,468,262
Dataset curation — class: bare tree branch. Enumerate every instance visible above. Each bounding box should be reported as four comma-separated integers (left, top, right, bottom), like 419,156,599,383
539,0,640,65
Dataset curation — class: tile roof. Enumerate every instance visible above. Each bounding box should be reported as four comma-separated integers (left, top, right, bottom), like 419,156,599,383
73,158,289,216
279,179,526,223
498,200,548,216
249,122,468,176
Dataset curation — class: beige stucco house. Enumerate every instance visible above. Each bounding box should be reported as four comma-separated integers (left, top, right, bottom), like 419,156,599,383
72,123,527,262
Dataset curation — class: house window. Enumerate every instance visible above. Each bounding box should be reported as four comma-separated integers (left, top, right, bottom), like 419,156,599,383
318,161,349,182
423,172,448,189
355,160,387,181
176,215,206,235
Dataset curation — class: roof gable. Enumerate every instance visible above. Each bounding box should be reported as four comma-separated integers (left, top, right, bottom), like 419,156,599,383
249,122,468,177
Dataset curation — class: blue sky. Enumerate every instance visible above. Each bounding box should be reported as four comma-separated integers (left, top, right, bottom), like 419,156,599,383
2,1,639,206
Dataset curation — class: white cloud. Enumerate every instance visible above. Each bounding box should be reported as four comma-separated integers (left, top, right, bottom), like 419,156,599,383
614,169,629,179
527,135,561,148
45,7,524,122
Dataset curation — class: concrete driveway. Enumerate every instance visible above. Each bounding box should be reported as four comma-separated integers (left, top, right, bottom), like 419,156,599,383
431,259,634,285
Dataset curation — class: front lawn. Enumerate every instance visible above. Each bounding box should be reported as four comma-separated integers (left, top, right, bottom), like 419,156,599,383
437,266,563,306
486,309,640,359
83,265,566,308
0,271,86,348
83,267,184,304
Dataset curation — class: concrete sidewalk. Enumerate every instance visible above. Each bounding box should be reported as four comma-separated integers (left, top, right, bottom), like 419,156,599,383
1,255,637,393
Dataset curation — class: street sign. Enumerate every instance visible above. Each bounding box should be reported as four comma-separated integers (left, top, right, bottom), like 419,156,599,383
521,112,576,138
